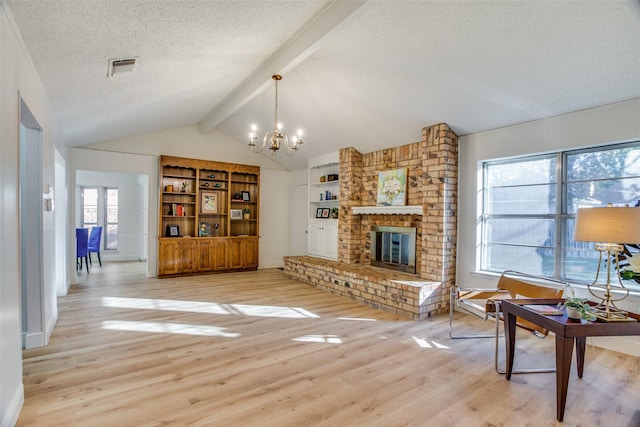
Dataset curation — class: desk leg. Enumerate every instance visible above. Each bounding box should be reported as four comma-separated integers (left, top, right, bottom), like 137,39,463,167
504,311,517,380
575,336,586,378
555,335,574,422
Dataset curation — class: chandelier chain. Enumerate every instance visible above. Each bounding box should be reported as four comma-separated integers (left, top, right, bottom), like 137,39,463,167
273,77,279,132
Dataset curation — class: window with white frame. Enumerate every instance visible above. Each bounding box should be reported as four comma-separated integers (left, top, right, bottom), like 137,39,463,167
81,187,118,250
480,142,640,290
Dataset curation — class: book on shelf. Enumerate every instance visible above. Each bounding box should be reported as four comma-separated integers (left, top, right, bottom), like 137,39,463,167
523,304,564,316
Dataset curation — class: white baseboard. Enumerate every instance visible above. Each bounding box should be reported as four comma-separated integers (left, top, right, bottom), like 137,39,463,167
23,331,44,349
1,383,24,427
45,310,58,346
260,261,284,269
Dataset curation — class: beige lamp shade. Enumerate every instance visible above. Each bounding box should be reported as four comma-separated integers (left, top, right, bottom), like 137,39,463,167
574,206,640,244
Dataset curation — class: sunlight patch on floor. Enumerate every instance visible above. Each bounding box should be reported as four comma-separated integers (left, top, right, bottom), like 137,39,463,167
101,297,319,319
412,336,450,349
292,334,343,344
102,320,241,337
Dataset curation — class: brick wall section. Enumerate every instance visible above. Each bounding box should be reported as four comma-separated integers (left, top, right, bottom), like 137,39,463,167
284,256,442,320
339,148,363,264
287,123,458,318
421,124,458,305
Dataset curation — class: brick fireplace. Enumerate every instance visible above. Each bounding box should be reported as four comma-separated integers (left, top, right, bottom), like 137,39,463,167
285,123,458,319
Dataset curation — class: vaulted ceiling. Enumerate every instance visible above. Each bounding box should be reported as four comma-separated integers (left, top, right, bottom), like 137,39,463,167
6,0,640,170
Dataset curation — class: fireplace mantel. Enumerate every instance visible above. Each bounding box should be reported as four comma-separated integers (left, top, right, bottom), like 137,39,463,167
351,205,422,215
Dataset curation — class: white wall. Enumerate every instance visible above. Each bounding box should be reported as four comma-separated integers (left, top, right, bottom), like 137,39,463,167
458,97,640,355
76,170,147,262
83,124,292,270
0,3,58,425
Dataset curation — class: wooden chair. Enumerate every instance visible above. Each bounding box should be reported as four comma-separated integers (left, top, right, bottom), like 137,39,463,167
449,270,566,373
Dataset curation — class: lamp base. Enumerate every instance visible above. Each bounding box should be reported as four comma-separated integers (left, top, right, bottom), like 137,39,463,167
589,304,633,322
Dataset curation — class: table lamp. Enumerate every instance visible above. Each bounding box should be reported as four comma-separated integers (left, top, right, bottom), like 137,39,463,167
573,205,640,321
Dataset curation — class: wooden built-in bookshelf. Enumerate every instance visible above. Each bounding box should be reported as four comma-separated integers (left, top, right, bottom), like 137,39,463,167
158,155,260,276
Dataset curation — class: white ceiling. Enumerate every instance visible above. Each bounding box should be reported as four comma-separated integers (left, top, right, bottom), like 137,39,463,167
6,0,640,170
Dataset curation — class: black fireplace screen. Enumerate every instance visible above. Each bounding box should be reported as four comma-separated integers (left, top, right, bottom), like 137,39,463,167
371,226,417,274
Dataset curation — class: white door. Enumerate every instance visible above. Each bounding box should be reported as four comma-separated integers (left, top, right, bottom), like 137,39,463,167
290,184,308,255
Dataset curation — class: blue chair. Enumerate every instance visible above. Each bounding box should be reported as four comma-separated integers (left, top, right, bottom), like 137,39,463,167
76,228,89,273
88,226,103,267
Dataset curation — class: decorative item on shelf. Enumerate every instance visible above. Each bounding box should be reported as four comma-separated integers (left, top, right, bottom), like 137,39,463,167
331,195,337,200
166,224,180,237
181,181,188,192
321,208,330,218
248,74,305,156
325,190,331,200
242,208,251,219
165,184,174,192
316,208,323,218
320,176,326,183
199,222,211,237
331,207,339,219
573,204,640,321
230,209,242,219
241,191,250,201
377,168,407,206
327,174,338,181
213,223,220,236
167,204,173,216
200,191,218,214
320,193,323,201
232,192,243,202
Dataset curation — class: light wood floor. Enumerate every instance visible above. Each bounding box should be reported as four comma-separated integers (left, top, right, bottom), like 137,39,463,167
19,262,640,427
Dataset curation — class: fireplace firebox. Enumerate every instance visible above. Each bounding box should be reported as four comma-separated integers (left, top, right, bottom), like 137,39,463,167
370,226,417,274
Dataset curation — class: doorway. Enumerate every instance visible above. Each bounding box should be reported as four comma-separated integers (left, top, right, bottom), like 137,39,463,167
19,99,45,349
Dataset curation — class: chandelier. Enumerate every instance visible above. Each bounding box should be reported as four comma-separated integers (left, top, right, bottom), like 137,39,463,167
248,74,304,156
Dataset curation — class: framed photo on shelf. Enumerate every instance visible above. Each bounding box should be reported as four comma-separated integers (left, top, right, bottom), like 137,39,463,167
199,222,211,237
165,224,180,237
321,208,330,218
316,207,323,218
201,191,218,214
230,209,243,219
241,191,250,201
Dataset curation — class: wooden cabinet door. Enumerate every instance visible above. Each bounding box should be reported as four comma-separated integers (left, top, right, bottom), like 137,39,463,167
197,240,213,272
241,238,258,269
228,239,243,270
211,238,228,271
158,240,180,276
180,240,197,273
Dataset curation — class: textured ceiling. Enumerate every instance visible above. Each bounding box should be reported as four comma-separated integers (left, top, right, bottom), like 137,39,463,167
6,0,640,170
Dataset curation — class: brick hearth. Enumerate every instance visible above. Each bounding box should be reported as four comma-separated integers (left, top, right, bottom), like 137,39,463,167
284,123,458,319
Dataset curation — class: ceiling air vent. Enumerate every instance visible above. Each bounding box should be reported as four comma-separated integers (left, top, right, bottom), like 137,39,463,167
107,57,138,77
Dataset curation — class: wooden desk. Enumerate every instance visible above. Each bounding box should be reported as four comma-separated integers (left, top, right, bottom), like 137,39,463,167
502,298,640,422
